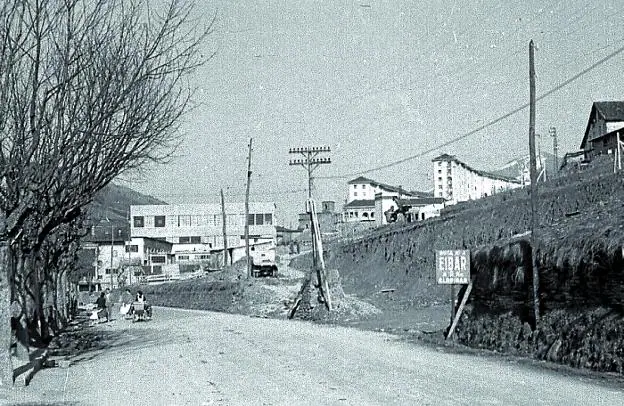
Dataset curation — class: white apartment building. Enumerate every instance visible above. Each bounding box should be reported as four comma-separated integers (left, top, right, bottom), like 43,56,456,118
432,154,523,204
130,202,277,265
344,176,422,222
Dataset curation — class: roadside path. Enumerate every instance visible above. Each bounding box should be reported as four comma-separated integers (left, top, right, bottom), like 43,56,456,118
3,307,624,405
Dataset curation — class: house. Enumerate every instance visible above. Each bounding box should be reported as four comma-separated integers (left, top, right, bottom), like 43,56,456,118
79,222,129,290
130,202,276,267
580,101,624,159
432,154,522,205
344,176,430,223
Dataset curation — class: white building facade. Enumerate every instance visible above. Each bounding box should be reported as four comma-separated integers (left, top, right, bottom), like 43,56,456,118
432,154,522,204
344,176,423,223
130,203,276,265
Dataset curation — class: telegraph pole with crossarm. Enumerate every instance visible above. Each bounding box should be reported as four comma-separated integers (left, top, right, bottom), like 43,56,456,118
288,146,331,199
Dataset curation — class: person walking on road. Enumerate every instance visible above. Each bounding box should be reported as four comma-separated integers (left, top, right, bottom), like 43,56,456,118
105,288,114,321
95,292,109,322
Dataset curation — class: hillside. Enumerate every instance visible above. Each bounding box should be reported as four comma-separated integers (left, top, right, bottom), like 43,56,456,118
87,183,166,223
489,151,563,182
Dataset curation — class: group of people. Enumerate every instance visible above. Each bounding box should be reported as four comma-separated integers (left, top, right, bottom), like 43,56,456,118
93,288,152,322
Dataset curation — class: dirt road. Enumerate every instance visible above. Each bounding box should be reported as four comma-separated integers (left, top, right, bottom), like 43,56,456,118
4,307,624,405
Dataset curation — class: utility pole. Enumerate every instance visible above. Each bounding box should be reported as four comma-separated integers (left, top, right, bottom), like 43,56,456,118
549,127,558,177
220,188,228,268
244,138,253,278
288,146,332,199
105,217,114,289
528,39,540,328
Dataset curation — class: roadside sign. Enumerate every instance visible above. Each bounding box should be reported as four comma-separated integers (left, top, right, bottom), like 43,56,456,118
436,250,470,284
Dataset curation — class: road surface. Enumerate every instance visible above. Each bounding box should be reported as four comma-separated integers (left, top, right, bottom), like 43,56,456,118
4,307,624,405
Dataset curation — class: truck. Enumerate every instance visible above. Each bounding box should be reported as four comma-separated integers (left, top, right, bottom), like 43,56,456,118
250,246,278,277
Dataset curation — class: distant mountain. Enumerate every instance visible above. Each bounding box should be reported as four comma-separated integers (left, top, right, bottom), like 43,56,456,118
489,152,560,182
87,183,166,224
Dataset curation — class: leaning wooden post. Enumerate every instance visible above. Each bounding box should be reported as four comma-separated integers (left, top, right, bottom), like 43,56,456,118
446,280,474,340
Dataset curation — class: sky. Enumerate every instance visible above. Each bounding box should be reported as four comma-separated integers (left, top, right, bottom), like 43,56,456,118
120,0,624,226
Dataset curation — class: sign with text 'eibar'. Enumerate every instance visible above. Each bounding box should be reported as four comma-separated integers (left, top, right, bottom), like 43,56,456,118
436,250,470,284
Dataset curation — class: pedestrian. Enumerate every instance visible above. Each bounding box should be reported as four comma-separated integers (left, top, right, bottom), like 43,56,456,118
120,288,133,317
95,292,109,322
105,288,114,321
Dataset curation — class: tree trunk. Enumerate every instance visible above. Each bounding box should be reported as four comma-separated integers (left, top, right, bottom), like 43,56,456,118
0,240,14,386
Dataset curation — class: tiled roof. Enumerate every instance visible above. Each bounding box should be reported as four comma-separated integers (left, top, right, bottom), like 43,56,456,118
431,154,521,184
595,101,624,121
581,101,624,149
396,197,446,206
347,177,429,197
343,199,375,209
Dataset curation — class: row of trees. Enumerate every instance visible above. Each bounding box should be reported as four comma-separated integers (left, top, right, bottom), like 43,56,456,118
0,0,209,385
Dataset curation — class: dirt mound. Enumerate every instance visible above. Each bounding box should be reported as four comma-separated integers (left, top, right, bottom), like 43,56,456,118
291,269,381,323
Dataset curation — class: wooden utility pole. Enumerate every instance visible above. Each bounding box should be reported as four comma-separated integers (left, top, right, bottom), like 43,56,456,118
220,188,228,268
244,139,253,278
549,127,559,177
528,39,540,328
288,146,332,200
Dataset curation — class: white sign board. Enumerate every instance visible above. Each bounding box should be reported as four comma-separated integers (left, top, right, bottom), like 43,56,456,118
436,250,470,284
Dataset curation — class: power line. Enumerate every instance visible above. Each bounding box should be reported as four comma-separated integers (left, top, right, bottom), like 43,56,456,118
319,41,624,180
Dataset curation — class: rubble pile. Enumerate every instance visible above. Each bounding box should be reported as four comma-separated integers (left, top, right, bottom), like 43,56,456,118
292,269,381,323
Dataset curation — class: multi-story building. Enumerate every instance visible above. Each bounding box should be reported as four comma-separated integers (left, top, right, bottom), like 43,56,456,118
432,154,522,204
344,176,426,223
79,223,129,290
129,202,276,266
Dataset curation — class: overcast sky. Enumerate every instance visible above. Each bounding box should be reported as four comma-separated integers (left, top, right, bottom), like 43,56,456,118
121,0,624,226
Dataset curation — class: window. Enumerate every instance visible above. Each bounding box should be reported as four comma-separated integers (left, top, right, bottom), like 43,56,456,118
190,236,201,244
354,192,358,197
438,177,442,181
133,216,144,227
247,214,255,225
264,213,273,225
255,214,264,225
178,255,189,261
155,215,165,227
125,245,138,253
179,215,191,227
151,255,166,264
353,185,357,189
438,185,443,189
179,236,190,243
438,169,442,174
362,184,366,189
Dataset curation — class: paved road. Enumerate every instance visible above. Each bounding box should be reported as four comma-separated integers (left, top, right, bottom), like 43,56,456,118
4,307,624,405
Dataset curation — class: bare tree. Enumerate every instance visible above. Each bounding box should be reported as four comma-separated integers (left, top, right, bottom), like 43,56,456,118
0,0,212,385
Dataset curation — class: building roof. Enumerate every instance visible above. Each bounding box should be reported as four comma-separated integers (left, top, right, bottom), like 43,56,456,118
431,153,522,184
432,153,456,162
581,101,624,149
396,197,447,206
343,199,375,209
347,176,430,197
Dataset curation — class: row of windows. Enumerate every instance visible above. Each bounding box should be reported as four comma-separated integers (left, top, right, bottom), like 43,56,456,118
133,213,273,228
179,236,202,244
346,211,374,218
352,184,368,189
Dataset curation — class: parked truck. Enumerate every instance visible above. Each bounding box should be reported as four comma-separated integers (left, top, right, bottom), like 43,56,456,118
250,246,278,277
